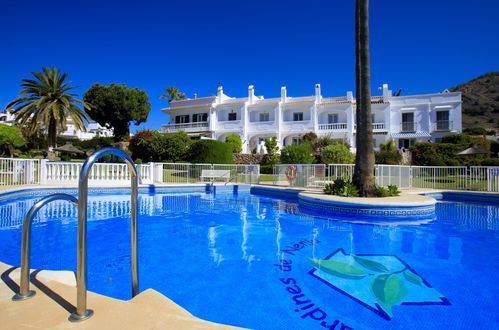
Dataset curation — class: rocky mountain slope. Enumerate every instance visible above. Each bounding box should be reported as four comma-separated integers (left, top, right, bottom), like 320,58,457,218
450,72,499,130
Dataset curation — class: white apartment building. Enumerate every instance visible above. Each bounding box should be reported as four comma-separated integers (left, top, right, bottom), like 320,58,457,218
160,84,461,153
0,109,113,140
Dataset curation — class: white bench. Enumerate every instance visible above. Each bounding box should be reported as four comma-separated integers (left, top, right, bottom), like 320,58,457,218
200,169,231,182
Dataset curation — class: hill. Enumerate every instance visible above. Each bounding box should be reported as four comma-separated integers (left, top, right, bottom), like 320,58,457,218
449,72,499,130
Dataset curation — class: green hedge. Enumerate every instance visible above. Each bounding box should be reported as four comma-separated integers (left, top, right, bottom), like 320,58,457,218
280,144,315,164
188,139,233,164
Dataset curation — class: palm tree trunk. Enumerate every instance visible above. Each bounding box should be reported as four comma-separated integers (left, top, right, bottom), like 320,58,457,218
47,117,57,150
353,0,376,197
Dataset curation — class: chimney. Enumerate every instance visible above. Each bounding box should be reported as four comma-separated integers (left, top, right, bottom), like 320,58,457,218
248,85,255,103
281,86,287,102
315,84,321,102
217,85,223,102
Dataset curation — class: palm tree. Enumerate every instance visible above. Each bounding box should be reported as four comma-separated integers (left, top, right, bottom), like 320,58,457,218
6,67,90,152
352,0,376,196
160,86,186,103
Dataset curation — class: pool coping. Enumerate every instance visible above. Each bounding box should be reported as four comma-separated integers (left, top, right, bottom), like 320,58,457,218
0,261,245,329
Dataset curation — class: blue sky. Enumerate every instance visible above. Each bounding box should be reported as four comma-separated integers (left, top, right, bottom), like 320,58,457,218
1,0,498,132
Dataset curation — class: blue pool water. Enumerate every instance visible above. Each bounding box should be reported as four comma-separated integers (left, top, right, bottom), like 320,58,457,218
0,188,498,329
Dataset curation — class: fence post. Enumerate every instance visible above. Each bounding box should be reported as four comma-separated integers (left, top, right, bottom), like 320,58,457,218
409,166,412,189
39,159,47,184
148,162,154,184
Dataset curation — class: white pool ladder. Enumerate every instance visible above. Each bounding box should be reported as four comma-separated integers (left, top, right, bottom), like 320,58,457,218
11,147,139,322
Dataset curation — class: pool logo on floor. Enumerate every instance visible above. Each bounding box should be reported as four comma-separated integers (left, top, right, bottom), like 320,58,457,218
308,249,450,320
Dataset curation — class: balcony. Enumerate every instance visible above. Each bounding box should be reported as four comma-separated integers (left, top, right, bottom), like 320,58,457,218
282,120,312,131
433,120,453,132
161,122,209,133
247,121,276,132
318,123,348,131
401,122,417,132
352,122,387,132
217,120,242,131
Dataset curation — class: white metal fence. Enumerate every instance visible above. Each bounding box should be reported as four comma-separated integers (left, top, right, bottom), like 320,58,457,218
0,157,259,187
153,163,260,184
0,158,40,185
0,156,497,192
270,164,499,192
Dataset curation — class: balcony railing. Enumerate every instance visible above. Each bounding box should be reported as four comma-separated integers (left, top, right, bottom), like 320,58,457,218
318,123,348,131
161,122,209,133
401,122,417,132
433,120,453,131
352,122,386,131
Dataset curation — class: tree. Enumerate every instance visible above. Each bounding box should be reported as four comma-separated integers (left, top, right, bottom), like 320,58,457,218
160,87,186,103
225,134,242,153
5,67,90,152
352,0,376,196
0,124,25,157
321,142,355,164
262,136,280,165
84,83,151,142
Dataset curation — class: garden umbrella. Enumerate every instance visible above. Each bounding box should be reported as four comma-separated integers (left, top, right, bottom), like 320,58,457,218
456,146,489,155
55,143,85,155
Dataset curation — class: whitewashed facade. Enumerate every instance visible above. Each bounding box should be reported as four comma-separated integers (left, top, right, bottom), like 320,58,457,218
0,109,113,140
160,84,462,153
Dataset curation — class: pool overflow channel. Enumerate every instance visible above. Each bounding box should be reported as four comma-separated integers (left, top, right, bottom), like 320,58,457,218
10,147,139,322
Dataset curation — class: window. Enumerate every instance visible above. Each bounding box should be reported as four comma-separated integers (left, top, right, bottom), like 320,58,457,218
175,115,189,124
371,113,375,123
293,112,303,121
373,139,377,148
259,112,270,122
401,112,414,131
328,114,338,124
193,113,208,122
436,111,449,130
292,137,302,145
228,112,237,121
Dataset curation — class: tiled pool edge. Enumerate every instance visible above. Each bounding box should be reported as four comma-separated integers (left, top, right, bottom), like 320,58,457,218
251,185,437,220
0,184,251,202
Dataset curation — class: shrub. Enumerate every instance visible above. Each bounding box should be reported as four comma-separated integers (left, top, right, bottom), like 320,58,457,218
445,158,461,166
442,133,473,146
157,131,191,162
463,127,487,135
280,144,315,164
260,165,274,174
80,136,114,151
225,134,242,153
428,158,446,166
375,151,402,165
128,130,191,162
188,139,233,164
375,184,401,197
323,178,359,197
128,129,160,161
320,142,354,164
481,158,499,166
410,142,463,166
302,132,317,143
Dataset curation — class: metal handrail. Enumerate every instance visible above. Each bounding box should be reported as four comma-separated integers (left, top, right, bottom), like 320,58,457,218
12,193,78,301
70,147,139,322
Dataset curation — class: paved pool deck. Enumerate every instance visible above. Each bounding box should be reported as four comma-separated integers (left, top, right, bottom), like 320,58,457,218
0,262,244,329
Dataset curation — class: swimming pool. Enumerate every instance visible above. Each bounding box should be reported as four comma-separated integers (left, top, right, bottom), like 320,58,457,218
0,187,498,329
